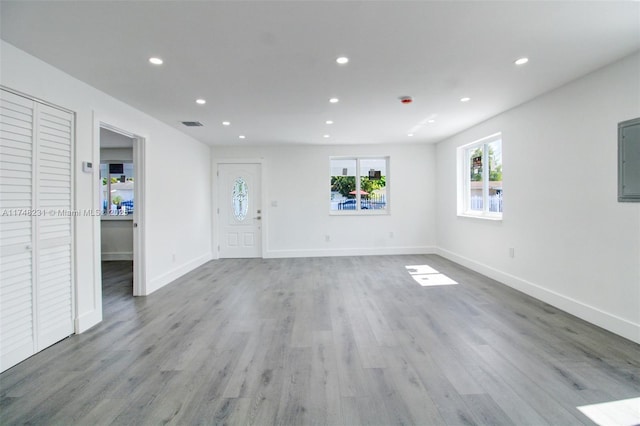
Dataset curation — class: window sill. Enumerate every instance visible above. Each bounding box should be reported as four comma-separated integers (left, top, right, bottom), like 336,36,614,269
330,210,389,216
457,212,502,221
101,215,134,221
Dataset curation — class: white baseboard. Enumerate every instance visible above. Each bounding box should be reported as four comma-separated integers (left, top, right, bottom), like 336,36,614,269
75,308,102,333
265,246,436,259
146,252,213,295
101,252,133,261
436,247,640,344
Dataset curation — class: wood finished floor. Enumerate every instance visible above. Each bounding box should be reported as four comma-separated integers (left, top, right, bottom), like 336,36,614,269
1,255,639,425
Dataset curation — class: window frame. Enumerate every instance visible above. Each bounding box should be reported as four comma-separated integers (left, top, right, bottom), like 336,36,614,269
457,133,502,220
329,156,390,216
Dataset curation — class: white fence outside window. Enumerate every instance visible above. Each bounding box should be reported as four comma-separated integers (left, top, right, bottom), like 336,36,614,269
470,193,503,213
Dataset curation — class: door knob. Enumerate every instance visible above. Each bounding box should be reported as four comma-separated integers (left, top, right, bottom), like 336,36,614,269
254,216,261,220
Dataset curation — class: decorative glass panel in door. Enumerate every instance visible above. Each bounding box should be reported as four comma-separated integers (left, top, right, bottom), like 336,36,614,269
232,177,249,221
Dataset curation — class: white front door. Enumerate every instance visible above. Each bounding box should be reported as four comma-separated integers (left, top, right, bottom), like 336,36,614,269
218,163,262,258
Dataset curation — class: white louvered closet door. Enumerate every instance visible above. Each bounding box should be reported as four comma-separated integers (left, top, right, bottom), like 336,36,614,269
0,89,74,372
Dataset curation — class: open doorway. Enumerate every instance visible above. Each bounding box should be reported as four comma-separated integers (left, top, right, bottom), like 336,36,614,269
98,125,146,307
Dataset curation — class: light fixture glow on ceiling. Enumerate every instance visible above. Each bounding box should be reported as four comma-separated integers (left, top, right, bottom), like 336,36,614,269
329,98,339,103
427,119,435,123
460,97,471,102
336,57,349,65
515,57,529,65
149,57,163,65
222,121,231,126
239,135,246,139
408,133,414,137
323,134,330,138
196,99,206,105
326,120,333,124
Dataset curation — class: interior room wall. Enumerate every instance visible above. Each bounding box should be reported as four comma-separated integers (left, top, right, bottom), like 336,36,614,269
435,52,640,343
100,220,133,261
100,148,133,162
212,143,436,258
1,41,213,331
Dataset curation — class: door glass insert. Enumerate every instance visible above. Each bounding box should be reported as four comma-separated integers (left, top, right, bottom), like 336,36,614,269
232,177,249,221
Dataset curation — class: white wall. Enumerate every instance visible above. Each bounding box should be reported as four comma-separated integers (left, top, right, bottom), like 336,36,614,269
100,148,133,162
101,220,133,260
212,144,436,258
435,53,640,343
1,41,213,332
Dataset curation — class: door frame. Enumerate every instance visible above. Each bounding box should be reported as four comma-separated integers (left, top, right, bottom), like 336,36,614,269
94,119,147,298
215,159,265,259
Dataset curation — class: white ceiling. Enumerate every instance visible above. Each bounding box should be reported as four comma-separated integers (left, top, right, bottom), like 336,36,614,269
1,1,638,146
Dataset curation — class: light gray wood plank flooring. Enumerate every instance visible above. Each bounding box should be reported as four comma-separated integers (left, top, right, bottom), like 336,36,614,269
1,255,639,425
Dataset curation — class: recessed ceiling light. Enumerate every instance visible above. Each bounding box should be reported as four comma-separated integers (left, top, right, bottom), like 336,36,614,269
323,134,330,138
149,57,163,65
515,57,529,65
239,135,246,139
408,133,414,137
326,120,334,125
196,99,206,105
222,121,231,126
427,119,435,123
460,97,471,102
336,57,349,65
329,98,339,103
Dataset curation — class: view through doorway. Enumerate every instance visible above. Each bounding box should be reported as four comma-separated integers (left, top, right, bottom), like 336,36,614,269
98,124,145,308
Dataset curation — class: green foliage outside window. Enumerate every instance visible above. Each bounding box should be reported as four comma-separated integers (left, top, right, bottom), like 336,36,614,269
470,147,502,182
331,175,386,198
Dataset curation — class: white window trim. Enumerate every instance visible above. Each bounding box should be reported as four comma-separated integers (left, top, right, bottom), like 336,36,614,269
330,156,390,216
457,132,502,220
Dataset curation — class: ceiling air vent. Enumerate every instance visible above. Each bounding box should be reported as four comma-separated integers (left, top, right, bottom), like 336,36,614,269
181,121,203,127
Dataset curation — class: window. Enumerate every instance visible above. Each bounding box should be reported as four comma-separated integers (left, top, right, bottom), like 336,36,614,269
458,133,502,219
100,162,134,216
330,157,388,214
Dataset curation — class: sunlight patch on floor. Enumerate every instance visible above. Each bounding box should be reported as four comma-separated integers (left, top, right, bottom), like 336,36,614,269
405,265,458,287
577,397,640,426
